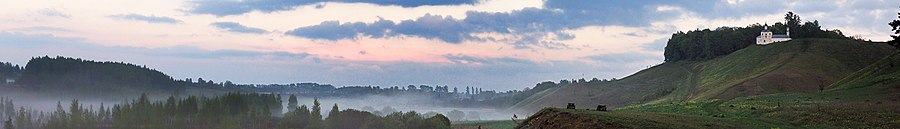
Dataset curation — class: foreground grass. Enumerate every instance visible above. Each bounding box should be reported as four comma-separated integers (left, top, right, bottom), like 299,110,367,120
452,120,518,129
616,87,900,128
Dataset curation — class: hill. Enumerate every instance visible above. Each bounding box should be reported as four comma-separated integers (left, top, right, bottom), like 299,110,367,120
14,56,186,97
518,52,900,128
511,39,897,114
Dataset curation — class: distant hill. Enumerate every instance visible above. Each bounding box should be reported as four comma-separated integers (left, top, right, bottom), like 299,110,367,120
15,56,185,96
511,38,897,113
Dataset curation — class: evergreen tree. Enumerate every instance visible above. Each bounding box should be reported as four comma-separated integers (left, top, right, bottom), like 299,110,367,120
326,104,340,129
287,95,298,112
306,98,324,129
278,105,310,129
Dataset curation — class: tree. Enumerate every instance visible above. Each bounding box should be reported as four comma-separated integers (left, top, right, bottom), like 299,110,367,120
407,85,417,91
425,114,451,129
326,104,340,129
785,11,801,34
278,105,310,129
306,98,324,129
446,110,465,121
888,9,900,49
287,95,298,112
466,87,471,95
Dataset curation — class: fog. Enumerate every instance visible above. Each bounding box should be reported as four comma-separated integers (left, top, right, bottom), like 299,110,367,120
0,90,522,121
290,94,519,121
0,89,173,112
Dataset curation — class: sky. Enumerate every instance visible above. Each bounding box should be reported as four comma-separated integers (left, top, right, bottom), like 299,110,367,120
0,0,898,91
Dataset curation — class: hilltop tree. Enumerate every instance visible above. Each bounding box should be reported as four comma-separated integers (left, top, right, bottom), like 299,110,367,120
888,8,900,49
785,11,801,31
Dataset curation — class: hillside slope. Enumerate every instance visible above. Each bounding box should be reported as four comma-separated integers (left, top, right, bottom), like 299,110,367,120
512,39,897,114
827,52,900,91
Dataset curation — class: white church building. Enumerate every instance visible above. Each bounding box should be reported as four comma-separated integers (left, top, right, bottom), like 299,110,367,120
756,26,791,45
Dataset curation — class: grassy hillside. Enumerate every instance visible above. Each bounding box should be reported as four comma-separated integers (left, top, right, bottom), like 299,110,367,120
828,52,900,90
615,57,900,128
693,38,895,100
512,39,897,114
510,62,693,114
521,55,900,128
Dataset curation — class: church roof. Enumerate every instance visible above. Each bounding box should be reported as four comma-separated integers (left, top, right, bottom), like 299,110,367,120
772,35,789,38
762,28,771,32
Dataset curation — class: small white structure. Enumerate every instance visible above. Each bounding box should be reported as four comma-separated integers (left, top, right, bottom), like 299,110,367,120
4,78,13,84
756,26,791,45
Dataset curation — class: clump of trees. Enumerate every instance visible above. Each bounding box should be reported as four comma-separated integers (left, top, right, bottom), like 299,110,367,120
278,98,451,129
664,12,849,62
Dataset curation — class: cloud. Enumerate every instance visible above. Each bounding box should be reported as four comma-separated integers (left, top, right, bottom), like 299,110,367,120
108,14,182,24
38,8,70,18
286,8,589,47
210,22,268,34
146,46,312,60
0,32,309,60
442,54,533,65
281,1,709,48
286,20,391,40
9,26,71,32
186,0,482,16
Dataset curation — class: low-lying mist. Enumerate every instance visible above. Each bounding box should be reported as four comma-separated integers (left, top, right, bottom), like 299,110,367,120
290,94,519,121
0,90,522,121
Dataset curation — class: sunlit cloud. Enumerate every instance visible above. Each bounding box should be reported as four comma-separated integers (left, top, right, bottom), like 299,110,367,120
186,0,483,16
108,14,182,24
210,22,269,34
